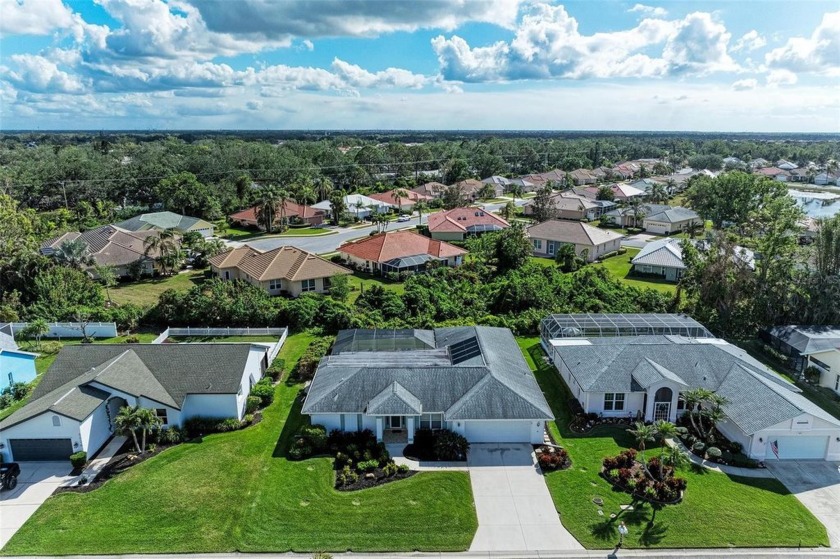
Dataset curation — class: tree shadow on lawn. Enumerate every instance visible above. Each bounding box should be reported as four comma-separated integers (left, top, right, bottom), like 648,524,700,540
589,501,668,547
272,389,307,459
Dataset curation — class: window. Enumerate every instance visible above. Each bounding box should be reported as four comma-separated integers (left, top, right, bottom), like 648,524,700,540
323,277,332,290
533,239,543,250
419,413,443,430
268,279,282,291
604,393,625,411
155,408,168,424
677,394,686,410
301,279,316,292
52,415,61,427
224,271,231,280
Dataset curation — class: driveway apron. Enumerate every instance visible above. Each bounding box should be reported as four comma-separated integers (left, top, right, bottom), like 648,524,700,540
467,443,583,552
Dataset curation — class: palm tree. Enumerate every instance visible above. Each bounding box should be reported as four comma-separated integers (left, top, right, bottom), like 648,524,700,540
661,444,689,470
393,188,409,213
353,199,366,221
143,230,179,275
21,318,49,350
653,420,678,459
649,183,668,203
314,176,333,202
255,185,281,233
135,407,162,453
509,183,523,203
54,238,94,270
414,200,429,224
478,183,496,200
94,264,117,304
114,405,143,453
277,189,291,232
295,183,316,206
685,220,703,238
628,197,647,229
627,421,657,478
665,177,677,196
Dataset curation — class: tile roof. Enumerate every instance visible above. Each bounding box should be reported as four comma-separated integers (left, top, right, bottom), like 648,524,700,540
527,220,625,247
367,190,432,206
338,230,466,264
427,207,510,233
41,225,161,267
209,245,351,282
115,211,212,233
553,335,840,434
303,326,553,421
0,343,262,430
411,182,448,197
229,201,325,223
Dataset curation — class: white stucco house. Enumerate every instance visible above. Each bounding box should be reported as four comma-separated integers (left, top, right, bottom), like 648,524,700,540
541,314,840,461
302,327,553,445
0,343,271,462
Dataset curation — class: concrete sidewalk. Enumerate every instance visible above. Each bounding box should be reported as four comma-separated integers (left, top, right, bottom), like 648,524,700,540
75,435,128,487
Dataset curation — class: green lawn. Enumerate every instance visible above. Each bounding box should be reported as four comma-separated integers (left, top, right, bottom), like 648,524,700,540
278,227,336,237
593,249,677,295
110,271,206,306
347,272,406,303
516,337,829,550
2,333,477,555
0,334,161,421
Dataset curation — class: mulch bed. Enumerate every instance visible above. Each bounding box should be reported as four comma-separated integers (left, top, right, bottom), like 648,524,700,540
335,469,416,491
600,463,684,506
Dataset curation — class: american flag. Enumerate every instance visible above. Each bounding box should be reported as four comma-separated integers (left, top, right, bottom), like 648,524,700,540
770,440,780,459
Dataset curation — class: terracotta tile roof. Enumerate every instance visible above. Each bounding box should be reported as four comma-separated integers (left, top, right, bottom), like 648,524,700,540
412,182,448,197
368,190,433,206
453,178,484,194
338,230,467,263
41,225,161,267
229,201,325,223
427,207,510,233
527,220,625,247
209,245,351,281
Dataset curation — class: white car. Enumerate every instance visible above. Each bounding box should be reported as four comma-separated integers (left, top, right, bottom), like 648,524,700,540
397,214,411,222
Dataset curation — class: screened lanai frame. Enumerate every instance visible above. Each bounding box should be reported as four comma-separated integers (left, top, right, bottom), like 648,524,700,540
333,329,435,353
540,313,712,342
381,254,438,274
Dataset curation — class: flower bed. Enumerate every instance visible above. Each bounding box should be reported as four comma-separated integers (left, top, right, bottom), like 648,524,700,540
535,445,571,471
601,449,686,505
570,411,636,433
403,428,469,462
676,417,760,468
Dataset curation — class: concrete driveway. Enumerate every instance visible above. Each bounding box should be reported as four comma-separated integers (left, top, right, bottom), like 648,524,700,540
0,461,74,548
766,460,840,548
467,443,582,552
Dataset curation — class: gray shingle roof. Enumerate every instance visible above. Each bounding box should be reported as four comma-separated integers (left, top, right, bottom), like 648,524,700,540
631,238,685,269
0,330,18,351
554,336,840,434
1,344,258,430
367,382,423,415
303,327,553,421
115,211,209,233
645,207,700,224
767,325,840,355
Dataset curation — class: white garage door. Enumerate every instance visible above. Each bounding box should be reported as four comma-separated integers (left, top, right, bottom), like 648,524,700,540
766,436,829,460
464,421,530,443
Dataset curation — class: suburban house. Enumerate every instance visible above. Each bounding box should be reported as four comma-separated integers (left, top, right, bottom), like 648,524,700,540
642,206,703,235
527,220,624,262
763,325,840,375
0,343,270,462
602,203,680,229
115,211,215,237
788,168,812,183
580,183,644,202
367,189,433,212
452,178,489,201
631,238,754,282
777,159,798,170
507,177,537,192
41,225,162,278
427,207,509,241
628,178,665,194
228,201,326,228
302,327,553,444
806,345,840,395
815,172,839,186
312,194,393,220
756,167,790,182
208,245,351,297
0,329,37,389
411,181,448,199
481,175,511,189
338,230,466,275
522,192,600,221
569,169,598,186
541,313,840,461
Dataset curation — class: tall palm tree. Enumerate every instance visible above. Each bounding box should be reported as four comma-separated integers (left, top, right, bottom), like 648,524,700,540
277,189,291,232
114,405,143,453
314,176,333,202
649,183,668,203
135,408,162,453
254,185,281,234
295,183,316,206
54,238,94,270
509,183,523,203
393,188,410,213
414,200,429,224
628,197,647,229
144,230,179,275
653,420,678,459
353,199,366,221
682,388,714,439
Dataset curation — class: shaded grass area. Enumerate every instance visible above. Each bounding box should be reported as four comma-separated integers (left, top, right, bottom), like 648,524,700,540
592,248,676,295
110,271,205,306
346,272,406,303
2,333,477,555
516,337,829,550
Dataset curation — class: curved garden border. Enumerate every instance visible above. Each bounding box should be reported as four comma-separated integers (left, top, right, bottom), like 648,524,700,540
599,468,684,506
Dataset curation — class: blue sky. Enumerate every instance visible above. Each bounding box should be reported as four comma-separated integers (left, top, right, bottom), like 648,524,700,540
0,0,838,131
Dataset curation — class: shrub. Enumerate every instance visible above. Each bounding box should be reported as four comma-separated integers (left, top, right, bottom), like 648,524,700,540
706,446,722,459
692,441,706,454
334,452,350,469
608,468,620,482
124,334,140,344
300,425,328,452
433,429,469,461
183,416,243,437
264,358,284,381
289,438,314,460
602,456,619,470
245,395,261,414
157,426,184,444
293,338,333,382
397,464,410,474
337,465,359,487
217,418,243,432
39,341,63,355
250,382,274,406
382,462,398,477
243,414,254,424
357,459,379,472
69,451,87,469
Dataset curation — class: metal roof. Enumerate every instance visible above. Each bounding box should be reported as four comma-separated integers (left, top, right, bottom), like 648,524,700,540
541,313,712,339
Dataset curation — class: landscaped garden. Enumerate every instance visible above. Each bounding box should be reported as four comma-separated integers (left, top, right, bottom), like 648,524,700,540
1,333,478,555
517,337,830,549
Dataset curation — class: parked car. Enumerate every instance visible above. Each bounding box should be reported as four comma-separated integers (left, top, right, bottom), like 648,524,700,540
397,214,411,222
0,462,20,490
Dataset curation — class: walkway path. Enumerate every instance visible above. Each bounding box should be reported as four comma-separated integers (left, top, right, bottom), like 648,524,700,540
74,436,128,487
386,444,468,472
468,443,582,552
665,438,775,478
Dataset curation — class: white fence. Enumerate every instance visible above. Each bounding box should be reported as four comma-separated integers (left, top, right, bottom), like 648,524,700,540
151,326,288,362
1,322,118,339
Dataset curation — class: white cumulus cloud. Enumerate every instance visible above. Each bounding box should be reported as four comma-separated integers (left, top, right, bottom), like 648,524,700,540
766,69,798,86
765,11,840,76
628,4,667,17
731,78,757,90
732,30,766,52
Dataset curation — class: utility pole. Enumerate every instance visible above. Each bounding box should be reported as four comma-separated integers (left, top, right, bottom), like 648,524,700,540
61,180,68,209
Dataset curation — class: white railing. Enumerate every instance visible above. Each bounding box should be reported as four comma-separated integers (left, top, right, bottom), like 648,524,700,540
0,322,118,339
165,326,287,337
151,328,170,344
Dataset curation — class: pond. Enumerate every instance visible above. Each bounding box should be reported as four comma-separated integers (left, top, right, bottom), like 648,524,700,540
789,188,840,219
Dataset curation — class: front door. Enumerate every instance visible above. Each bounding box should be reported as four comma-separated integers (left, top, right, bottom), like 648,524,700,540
654,402,670,422
387,416,403,429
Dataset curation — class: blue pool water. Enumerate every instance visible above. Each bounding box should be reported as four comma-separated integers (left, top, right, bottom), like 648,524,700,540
0,351,37,388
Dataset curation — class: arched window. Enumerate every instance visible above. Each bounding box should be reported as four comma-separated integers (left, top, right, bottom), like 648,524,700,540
654,387,673,403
